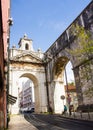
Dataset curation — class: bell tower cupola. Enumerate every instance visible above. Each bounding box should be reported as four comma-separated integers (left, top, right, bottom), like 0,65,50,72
18,34,34,51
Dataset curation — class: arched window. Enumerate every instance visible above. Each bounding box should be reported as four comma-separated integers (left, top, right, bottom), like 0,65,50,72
25,43,29,50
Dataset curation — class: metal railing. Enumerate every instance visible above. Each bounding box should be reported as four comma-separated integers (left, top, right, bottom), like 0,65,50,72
62,111,93,121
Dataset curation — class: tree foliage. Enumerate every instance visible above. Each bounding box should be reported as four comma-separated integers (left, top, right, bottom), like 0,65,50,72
70,24,93,60
68,81,75,86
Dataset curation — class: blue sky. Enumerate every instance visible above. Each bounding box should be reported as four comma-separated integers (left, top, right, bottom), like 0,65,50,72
10,0,91,52
10,0,91,83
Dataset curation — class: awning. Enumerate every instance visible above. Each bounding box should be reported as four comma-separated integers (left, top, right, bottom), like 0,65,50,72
8,94,17,105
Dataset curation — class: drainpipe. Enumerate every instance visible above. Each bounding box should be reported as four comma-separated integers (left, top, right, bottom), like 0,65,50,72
6,16,13,128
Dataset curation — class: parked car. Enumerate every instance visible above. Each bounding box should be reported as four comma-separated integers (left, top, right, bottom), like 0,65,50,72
30,107,35,113
26,107,35,113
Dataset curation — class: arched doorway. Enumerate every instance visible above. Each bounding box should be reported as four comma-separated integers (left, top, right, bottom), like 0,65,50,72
9,72,43,114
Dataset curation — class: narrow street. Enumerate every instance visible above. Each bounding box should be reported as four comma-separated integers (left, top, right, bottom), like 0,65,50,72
24,114,93,130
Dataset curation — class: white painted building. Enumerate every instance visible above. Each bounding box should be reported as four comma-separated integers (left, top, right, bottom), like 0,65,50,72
18,79,35,112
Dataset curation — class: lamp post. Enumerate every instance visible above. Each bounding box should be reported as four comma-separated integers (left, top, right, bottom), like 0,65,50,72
65,68,71,115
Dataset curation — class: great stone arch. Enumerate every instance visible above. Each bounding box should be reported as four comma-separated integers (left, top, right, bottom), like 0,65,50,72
9,2,93,114
9,34,47,114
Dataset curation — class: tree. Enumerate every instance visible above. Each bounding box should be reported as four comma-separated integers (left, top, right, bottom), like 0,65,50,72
68,81,75,86
70,24,93,59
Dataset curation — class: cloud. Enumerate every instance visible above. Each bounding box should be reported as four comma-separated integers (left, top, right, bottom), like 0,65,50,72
39,20,67,32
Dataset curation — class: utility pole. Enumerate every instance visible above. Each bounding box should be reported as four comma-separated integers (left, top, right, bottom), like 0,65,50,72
65,68,71,116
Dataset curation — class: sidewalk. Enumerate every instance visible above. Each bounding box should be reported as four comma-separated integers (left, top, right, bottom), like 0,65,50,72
8,114,38,130
62,112,93,121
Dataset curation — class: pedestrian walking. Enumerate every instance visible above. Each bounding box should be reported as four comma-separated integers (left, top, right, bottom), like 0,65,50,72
62,105,67,115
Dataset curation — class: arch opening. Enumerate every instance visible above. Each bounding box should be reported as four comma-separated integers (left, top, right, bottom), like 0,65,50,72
52,56,78,114
12,73,39,114
18,77,35,113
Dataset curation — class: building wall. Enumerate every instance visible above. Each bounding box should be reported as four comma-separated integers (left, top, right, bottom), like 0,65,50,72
0,6,4,127
19,79,35,112
0,0,10,129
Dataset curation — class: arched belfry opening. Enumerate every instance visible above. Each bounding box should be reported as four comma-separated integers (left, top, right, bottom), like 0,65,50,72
25,43,29,50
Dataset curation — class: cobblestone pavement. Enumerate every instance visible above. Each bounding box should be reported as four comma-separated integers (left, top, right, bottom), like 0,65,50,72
8,114,38,130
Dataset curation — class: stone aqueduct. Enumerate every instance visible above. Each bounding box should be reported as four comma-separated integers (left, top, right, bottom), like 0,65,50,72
9,1,93,114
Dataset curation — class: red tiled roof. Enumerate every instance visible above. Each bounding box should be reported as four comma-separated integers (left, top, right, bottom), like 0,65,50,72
64,85,76,91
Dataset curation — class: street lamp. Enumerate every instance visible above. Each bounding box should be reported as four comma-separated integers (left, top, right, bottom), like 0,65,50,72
65,68,71,115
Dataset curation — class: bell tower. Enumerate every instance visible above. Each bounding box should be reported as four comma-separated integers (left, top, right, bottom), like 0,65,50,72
18,34,34,51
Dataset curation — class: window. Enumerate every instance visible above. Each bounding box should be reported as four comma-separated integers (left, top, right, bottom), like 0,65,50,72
25,43,29,50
